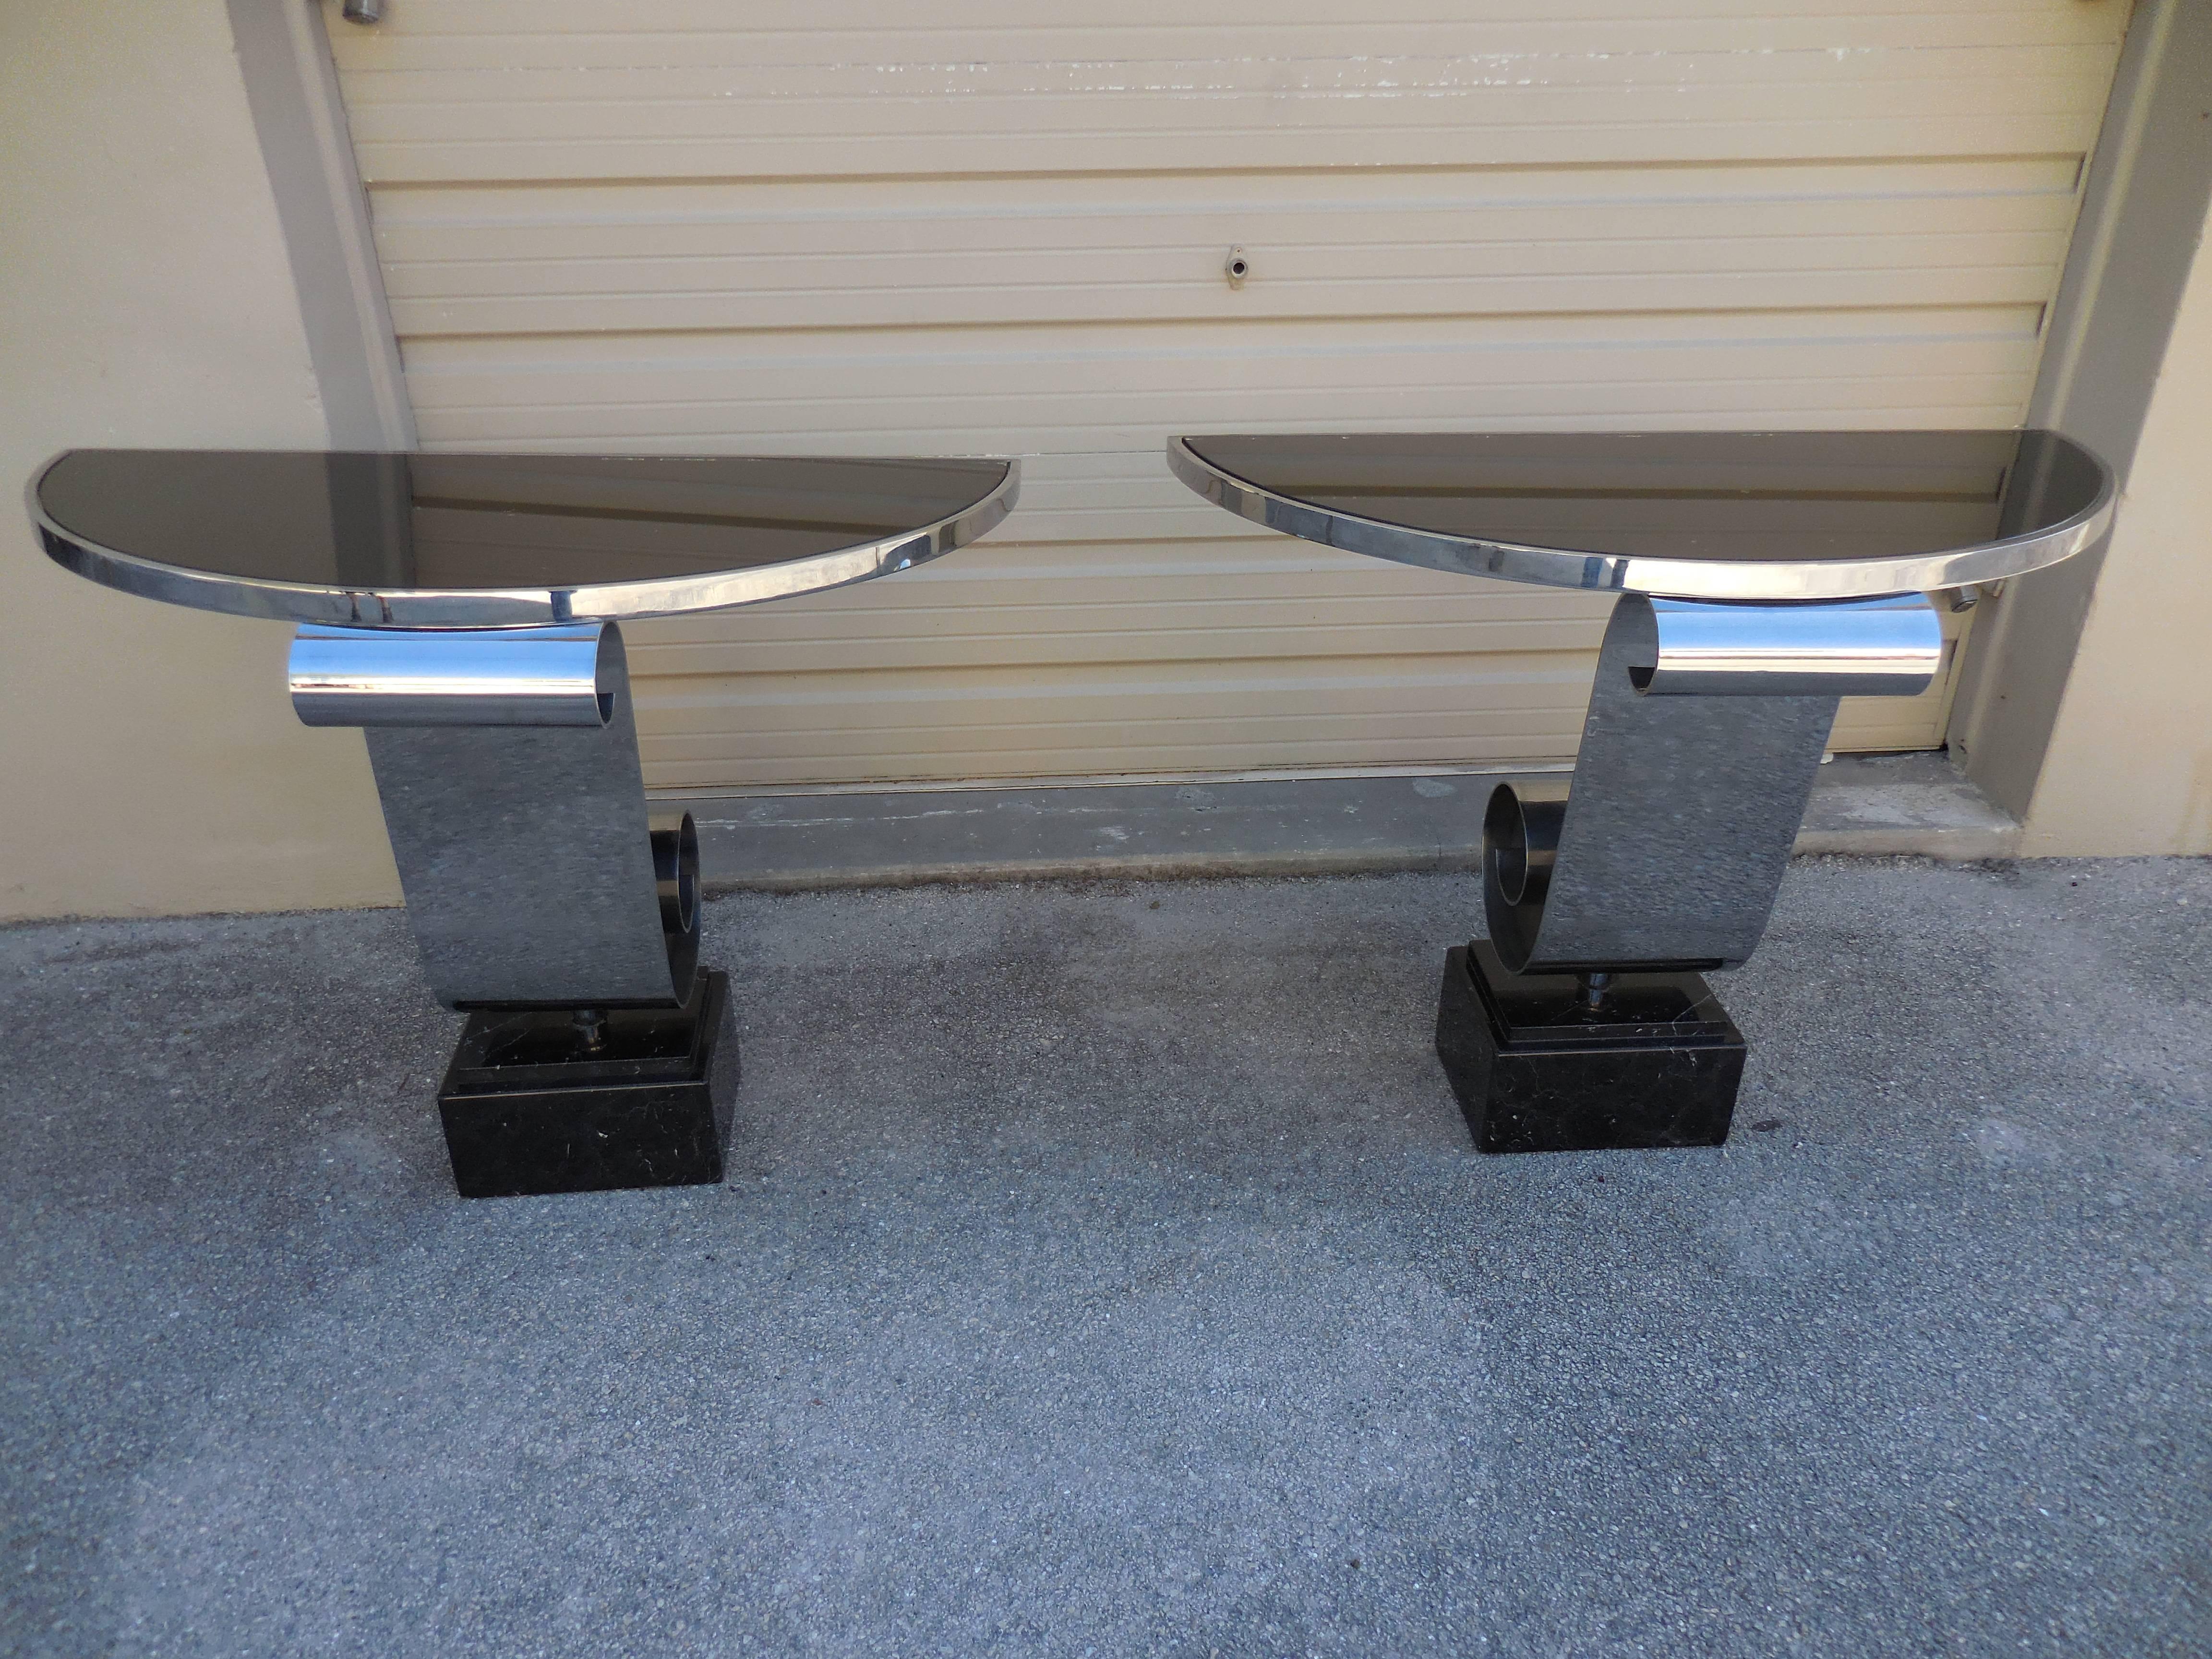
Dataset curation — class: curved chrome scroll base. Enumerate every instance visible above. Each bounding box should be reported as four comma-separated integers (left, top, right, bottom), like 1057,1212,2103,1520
1484,593,1942,977
290,621,697,1010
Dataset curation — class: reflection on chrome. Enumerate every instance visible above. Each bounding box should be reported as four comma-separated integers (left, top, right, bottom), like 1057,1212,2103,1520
1625,595,1943,698
289,624,616,727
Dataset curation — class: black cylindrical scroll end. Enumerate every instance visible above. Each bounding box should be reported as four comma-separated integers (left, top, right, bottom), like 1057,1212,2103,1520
1481,781,1566,976
650,812,702,1005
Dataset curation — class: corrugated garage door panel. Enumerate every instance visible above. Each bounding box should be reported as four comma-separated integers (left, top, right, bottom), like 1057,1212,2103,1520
335,5,2116,180
324,1,2124,793
397,317,2042,444
380,177,2078,339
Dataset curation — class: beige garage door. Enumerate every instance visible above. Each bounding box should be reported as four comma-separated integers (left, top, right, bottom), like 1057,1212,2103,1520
324,0,2125,793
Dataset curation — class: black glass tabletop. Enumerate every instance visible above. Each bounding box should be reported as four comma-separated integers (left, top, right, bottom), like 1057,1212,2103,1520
1170,431,2111,600
31,450,1017,626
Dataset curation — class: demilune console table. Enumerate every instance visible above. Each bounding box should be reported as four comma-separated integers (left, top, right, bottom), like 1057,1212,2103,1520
1170,430,2113,1153
31,450,1017,1196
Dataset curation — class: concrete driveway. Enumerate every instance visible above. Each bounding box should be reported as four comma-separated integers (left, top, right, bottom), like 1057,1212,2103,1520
3,858,2206,1657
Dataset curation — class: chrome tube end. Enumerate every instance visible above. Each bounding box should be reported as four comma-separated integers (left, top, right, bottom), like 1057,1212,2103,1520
1625,595,1943,699
288,624,617,729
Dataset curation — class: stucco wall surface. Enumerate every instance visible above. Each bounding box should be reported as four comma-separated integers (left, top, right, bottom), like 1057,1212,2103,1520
0,0,399,920
2023,199,2212,856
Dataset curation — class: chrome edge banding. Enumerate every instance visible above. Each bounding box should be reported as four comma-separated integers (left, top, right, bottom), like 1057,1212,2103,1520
1166,435,2113,601
27,453,1020,629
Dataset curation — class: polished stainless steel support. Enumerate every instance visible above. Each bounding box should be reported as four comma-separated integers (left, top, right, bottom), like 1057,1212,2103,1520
291,622,697,1011
1484,593,1941,975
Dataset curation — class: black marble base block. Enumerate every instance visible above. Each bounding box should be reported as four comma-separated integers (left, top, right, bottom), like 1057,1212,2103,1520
1435,942,1744,1154
437,969,738,1199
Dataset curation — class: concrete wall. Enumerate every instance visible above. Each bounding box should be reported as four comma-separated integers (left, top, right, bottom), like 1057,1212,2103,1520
2020,199,2212,856
0,0,398,920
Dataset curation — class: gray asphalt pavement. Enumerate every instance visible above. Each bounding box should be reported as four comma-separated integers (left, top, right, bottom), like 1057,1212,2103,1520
2,858,2207,1657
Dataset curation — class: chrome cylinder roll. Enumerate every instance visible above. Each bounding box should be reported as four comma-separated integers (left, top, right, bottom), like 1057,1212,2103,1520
1622,594,1942,698
289,624,615,728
